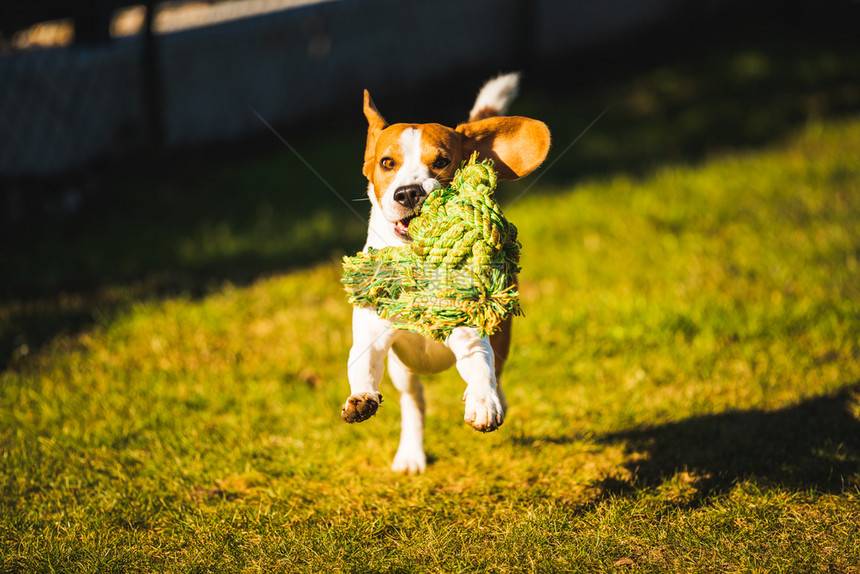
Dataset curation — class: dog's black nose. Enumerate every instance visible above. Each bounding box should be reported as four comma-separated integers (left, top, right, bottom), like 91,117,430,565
393,184,426,209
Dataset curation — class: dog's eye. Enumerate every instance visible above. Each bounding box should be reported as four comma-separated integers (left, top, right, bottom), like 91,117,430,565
432,157,451,170
380,157,396,171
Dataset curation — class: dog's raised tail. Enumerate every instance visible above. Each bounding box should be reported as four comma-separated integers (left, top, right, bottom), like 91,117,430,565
468,72,520,122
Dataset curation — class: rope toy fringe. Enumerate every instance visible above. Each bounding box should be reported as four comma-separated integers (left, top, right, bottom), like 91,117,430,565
342,153,522,341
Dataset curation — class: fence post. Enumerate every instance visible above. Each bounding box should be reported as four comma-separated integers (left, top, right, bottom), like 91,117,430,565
142,0,165,155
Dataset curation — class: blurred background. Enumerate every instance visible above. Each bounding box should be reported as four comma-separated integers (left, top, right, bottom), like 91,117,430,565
1,0,859,364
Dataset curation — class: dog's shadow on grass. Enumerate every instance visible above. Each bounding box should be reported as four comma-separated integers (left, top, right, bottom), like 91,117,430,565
512,383,860,504
591,383,860,503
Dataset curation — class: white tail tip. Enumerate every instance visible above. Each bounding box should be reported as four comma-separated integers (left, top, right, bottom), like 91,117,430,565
468,72,521,122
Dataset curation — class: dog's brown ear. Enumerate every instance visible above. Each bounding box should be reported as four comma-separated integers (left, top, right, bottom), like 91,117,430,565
363,90,388,180
457,117,551,180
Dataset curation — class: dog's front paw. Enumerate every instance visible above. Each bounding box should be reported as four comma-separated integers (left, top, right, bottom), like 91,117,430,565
463,387,504,432
341,392,383,423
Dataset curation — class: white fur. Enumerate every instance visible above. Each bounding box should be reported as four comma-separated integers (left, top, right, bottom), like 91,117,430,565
388,350,426,474
422,179,441,194
390,129,429,190
468,72,520,121
366,190,406,249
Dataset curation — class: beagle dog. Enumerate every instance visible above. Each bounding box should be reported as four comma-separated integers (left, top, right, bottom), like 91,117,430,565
342,73,551,473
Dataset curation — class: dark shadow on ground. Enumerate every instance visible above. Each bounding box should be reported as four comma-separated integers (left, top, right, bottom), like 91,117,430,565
2,5,860,368
592,383,860,503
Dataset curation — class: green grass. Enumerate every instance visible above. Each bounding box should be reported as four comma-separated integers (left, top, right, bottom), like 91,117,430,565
3,35,860,572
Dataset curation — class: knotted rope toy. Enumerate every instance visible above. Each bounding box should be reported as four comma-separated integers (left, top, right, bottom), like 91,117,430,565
342,153,522,341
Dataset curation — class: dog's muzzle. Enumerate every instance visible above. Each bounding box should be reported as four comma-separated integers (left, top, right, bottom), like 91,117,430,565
392,180,442,240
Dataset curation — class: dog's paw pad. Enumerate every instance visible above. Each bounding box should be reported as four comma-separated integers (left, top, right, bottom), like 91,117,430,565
341,392,382,423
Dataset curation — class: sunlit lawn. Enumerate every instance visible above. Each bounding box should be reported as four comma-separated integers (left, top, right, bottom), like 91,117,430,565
2,34,860,573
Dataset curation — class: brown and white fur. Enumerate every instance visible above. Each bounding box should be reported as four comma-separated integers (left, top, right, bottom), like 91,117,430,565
341,73,551,473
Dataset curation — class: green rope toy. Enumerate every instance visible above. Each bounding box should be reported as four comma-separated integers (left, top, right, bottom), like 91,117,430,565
342,153,522,341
